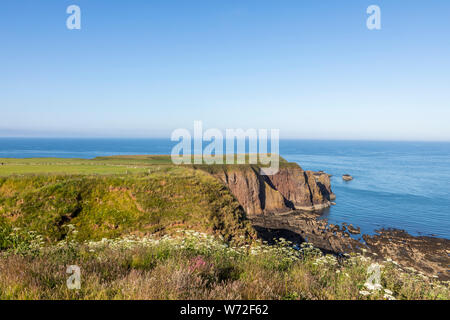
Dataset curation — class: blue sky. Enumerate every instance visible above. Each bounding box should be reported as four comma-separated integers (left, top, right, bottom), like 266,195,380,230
1,0,449,140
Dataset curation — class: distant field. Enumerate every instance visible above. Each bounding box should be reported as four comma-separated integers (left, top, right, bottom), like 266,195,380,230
0,154,289,176
0,156,174,176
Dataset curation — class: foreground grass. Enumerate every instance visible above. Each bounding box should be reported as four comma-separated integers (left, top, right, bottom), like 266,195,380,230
0,229,448,300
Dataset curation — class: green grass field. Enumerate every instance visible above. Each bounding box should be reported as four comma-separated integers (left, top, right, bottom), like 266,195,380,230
0,156,173,176
0,154,291,176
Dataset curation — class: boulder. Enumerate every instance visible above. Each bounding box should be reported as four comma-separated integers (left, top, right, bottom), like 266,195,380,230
347,224,361,235
342,174,353,181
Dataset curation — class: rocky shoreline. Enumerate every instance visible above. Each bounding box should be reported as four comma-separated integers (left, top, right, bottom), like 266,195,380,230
199,162,450,281
250,211,450,281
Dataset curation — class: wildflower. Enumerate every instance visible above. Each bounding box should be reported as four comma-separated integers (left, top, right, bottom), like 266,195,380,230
359,290,371,296
364,282,382,291
189,256,208,273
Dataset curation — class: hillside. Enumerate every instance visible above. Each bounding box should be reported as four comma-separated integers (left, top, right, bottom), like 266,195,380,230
0,164,254,244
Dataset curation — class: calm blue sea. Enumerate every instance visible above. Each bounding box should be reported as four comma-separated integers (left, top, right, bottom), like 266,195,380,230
1,138,449,239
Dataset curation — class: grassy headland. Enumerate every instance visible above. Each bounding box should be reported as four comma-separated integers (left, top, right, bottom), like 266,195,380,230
0,161,254,243
0,156,448,300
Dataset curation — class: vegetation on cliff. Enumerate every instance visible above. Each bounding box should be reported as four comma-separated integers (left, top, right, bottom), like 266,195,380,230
0,164,254,244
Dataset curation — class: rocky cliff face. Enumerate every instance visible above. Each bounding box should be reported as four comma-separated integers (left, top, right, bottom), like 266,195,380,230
211,164,334,216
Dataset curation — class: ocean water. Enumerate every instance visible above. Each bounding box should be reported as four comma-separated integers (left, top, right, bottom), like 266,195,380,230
281,140,450,239
0,138,449,239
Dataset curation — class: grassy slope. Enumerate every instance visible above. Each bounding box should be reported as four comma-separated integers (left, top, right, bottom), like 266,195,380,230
0,155,290,243
0,163,254,244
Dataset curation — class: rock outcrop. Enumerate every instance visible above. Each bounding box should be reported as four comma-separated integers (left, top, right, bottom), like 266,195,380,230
210,164,335,216
252,212,450,280
342,174,353,181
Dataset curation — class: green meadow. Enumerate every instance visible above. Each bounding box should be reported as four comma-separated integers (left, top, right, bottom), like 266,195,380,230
0,156,173,176
0,154,290,176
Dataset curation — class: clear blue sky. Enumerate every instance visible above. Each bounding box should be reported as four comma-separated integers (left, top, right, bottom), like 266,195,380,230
1,0,449,140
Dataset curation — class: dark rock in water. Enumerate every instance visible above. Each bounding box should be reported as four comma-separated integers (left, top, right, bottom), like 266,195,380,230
328,224,340,233
342,174,353,181
347,224,361,235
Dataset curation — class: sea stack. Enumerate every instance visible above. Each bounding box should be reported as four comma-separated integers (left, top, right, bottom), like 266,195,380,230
342,174,353,181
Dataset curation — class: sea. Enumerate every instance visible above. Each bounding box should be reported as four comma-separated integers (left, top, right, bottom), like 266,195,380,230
0,138,449,239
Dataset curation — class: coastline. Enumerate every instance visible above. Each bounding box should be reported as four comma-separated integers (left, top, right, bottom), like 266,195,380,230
0,154,449,281
0,154,448,300
251,211,450,281
2,138,449,239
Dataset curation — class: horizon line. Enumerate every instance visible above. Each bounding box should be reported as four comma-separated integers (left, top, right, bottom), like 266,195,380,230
0,136,450,143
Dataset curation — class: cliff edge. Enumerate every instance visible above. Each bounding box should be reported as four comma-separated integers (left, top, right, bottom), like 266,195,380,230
195,162,334,216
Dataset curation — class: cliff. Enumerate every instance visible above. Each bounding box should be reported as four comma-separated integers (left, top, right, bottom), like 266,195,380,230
198,163,335,216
